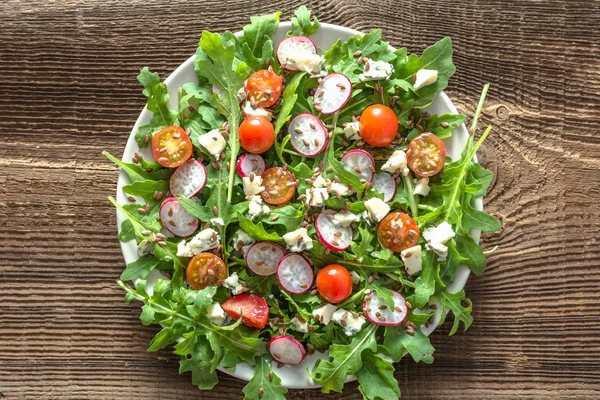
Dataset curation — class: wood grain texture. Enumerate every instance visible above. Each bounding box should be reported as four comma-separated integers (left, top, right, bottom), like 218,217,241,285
1,0,599,398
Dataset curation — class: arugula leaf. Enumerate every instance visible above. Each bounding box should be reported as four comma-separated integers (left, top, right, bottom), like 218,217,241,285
122,179,168,202
135,67,179,147
312,324,377,392
274,72,306,134
411,250,437,308
239,215,283,242
119,220,135,242
328,141,366,197
439,290,473,335
103,151,170,182
418,113,466,140
179,339,219,390
242,356,287,400
287,6,321,36
259,204,303,229
356,351,401,400
462,201,502,233
453,234,487,275
383,325,435,364
120,255,167,281
241,12,281,58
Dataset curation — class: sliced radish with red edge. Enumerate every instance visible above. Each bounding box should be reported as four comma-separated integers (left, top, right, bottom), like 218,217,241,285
245,241,286,276
362,289,408,326
169,159,207,199
341,149,375,182
314,73,352,114
371,172,396,202
288,113,328,156
315,209,353,251
236,153,266,178
269,335,306,365
159,197,199,237
276,254,313,294
276,36,318,72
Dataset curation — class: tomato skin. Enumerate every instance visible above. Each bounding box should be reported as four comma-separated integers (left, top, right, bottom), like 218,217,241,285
152,125,193,168
316,264,353,304
406,132,446,177
377,212,420,253
261,167,296,205
246,69,283,108
222,294,269,329
359,105,398,147
186,253,227,290
239,116,275,154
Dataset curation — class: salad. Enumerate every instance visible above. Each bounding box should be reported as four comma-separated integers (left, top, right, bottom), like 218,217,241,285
105,6,501,399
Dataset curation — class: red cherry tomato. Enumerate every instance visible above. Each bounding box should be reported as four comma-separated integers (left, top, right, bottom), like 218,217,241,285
406,132,446,177
377,212,419,253
151,125,193,168
245,69,283,108
239,116,275,154
359,104,398,147
316,264,353,304
186,252,227,290
222,294,269,329
261,167,296,205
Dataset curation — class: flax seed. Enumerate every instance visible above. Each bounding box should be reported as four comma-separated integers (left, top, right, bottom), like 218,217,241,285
157,241,167,247
295,128,303,134
127,196,136,202
270,214,279,221
303,139,310,147
212,206,218,216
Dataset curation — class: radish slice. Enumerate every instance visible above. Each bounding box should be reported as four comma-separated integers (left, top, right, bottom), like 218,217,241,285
315,209,353,251
314,73,352,114
159,197,199,237
236,153,266,178
341,149,375,182
276,36,318,72
169,159,207,199
288,113,328,156
371,172,396,202
245,241,286,276
276,254,313,294
362,289,408,326
269,335,306,365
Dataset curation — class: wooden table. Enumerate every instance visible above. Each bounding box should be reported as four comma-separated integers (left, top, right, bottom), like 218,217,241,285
1,0,599,398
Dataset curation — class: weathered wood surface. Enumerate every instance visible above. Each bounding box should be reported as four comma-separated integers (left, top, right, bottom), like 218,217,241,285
1,0,599,398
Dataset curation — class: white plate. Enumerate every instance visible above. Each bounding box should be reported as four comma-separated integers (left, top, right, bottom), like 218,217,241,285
115,21,482,389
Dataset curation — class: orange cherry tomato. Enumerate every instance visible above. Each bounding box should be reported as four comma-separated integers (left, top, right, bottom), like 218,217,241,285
261,167,296,205
222,294,269,329
239,116,275,154
245,69,283,108
316,264,353,304
151,125,193,168
377,212,419,253
359,104,399,147
406,132,446,177
186,252,227,290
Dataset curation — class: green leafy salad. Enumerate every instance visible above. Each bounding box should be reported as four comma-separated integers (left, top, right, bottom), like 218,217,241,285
105,6,501,399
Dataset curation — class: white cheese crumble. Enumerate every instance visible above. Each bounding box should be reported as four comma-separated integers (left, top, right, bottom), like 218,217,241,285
243,175,265,197
232,229,255,254
223,272,243,295
423,222,456,261
305,187,329,207
290,316,309,333
413,177,430,196
331,210,360,228
364,197,390,222
401,245,423,275
197,129,226,156
350,271,361,286
176,228,219,257
210,217,224,227
248,195,270,219
360,59,394,81
312,175,328,188
206,302,227,326
343,121,361,141
312,304,337,325
381,149,407,174
413,69,439,90
283,53,325,75
137,240,154,257
330,182,351,197
282,227,313,253
332,309,367,336
242,101,272,121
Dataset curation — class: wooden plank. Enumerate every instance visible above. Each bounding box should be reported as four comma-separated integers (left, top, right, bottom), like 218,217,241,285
0,0,599,399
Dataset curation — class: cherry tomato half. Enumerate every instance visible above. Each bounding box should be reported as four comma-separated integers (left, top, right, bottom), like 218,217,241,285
239,116,275,154
377,212,419,253
261,167,296,205
406,132,446,177
316,264,353,304
359,104,398,147
152,125,193,168
186,252,227,290
222,294,269,329
246,69,283,108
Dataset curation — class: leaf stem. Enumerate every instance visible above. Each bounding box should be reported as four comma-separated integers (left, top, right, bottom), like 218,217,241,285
402,174,419,218
339,288,366,309
471,83,490,134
